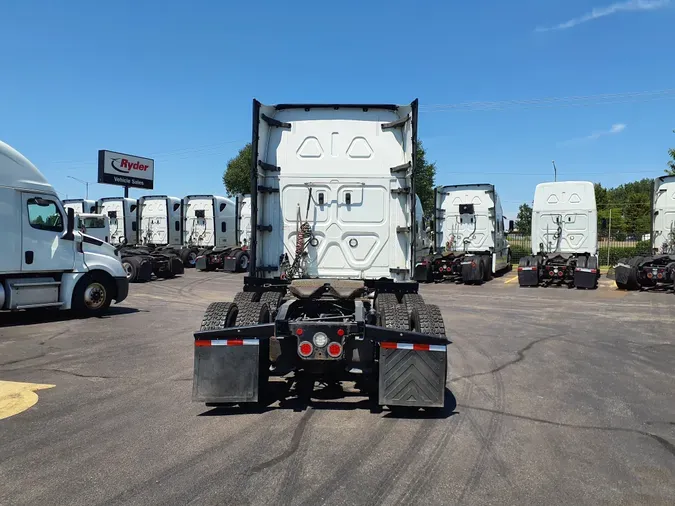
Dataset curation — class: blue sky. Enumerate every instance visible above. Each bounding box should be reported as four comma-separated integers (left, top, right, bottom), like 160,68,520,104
1,0,674,218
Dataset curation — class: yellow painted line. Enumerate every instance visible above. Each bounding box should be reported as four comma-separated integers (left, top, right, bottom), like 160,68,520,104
504,276,519,284
0,380,55,421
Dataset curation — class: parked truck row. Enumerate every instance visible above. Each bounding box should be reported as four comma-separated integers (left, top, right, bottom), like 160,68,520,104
62,193,253,282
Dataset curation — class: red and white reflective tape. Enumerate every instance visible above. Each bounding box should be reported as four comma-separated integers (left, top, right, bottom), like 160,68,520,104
381,342,446,352
195,339,259,347
518,266,537,271
575,268,597,273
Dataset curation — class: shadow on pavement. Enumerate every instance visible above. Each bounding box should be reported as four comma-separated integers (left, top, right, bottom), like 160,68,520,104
198,379,457,420
0,306,144,328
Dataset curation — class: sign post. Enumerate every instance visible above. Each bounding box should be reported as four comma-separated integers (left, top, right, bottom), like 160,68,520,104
97,150,155,194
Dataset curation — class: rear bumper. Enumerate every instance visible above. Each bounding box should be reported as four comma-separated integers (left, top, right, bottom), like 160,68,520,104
114,276,129,303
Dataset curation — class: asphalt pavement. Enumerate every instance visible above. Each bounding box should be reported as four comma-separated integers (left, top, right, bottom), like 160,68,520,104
1,270,673,505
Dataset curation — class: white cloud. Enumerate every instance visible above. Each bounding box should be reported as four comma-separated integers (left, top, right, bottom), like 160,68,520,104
559,123,627,146
536,0,670,32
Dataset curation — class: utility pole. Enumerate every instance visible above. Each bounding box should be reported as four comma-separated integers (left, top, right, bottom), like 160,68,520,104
607,208,612,266
552,160,558,182
67,175,94,199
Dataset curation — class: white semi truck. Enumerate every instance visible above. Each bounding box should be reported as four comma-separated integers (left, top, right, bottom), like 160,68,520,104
187,194,251,272
0,140,128,314
615,175,675,291
98,197,184,282
416,184,511,283
63,199,98,214
518,181,600,289
192,100,449,412
76,213,110,244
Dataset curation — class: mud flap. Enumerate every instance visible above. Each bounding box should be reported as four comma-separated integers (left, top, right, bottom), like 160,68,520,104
518,266,539,286
222,256,237,272
614,262,630,286
170,257,185,275
192,340,260,403
461,259,481,283
413,262,432,282
378,344,447,408
195,256,208,271
574,268,597,289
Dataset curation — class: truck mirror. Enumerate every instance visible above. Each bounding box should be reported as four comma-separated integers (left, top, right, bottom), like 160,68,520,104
508,220,514,232
67,207,75,234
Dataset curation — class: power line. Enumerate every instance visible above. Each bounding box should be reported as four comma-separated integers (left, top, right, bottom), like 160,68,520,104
420,88,675,112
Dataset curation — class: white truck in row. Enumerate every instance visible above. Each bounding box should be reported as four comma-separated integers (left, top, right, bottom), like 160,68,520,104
615,175,675,291
518,181,600,289
0,140,129,314
192,100,450,413
415,183,512,283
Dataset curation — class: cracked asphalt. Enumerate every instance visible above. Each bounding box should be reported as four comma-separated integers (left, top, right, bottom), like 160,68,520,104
1,270,674,505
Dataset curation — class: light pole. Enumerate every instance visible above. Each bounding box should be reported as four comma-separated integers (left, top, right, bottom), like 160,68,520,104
552,160,558,182
67,175,94,199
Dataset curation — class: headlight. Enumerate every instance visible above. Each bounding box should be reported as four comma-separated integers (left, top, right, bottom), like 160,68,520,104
313,332,328,348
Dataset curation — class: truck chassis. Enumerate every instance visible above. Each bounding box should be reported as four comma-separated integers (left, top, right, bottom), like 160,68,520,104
518,253,599,289
119,246,184,282
195,246,250,273
615,255,675,292
421,252,510,284
193,277,449,411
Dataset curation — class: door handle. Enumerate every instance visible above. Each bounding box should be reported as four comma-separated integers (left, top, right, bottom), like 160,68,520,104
25,251,34,264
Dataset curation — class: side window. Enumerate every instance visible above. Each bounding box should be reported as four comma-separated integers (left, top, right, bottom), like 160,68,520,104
27,198,64,232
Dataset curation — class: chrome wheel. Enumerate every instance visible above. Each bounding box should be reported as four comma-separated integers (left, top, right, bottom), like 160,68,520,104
123,262,134,279
239,254,249,271
84,282,106,310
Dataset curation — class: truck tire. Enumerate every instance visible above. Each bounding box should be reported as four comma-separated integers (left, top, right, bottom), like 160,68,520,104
259,291,283,314
122,259,137,282
506,250,512,272
626,256,643,290
410,304,446,336
235,301,272,398
200,302,238,330
483,256,492,282
234,251,250,273
233,291,259,305
374,293,399,313
378,298,409,331
181,248,198,268
72,273,113,316
402,293,425,317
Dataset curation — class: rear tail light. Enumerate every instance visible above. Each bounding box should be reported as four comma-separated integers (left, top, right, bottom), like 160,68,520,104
657,272,663,279
647,272,653,279
298,341,313,357
558,270,564,277
337,328,345,337
296,328,304,336
327,342,343,358
549,270,555,277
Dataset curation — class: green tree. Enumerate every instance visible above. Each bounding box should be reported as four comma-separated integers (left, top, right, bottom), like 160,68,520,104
414,139,436,217
667,130,675,175
514,203,532,235
221,140,437,213
222,143,253,196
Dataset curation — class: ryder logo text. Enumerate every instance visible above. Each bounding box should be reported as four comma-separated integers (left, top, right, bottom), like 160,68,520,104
110,158,150,174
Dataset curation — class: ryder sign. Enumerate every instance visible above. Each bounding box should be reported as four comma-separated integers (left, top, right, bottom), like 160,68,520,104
98,150,154,190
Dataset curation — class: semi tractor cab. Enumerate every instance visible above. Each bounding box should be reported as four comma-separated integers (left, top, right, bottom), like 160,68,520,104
138,195,196,267
615,175,675,291
416,184,511,283
98,197,184,282
0,140,128,315
63,199,98,215
76,213,110,244
187,194,250,272
192,100,449,412
518,181,600,289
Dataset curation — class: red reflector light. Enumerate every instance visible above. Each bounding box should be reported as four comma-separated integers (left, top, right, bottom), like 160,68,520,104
558,271,564,277
517,267,523,271
195,340,211,347
327,342,343,357
298,341,313,357
647,272,653,278
549,271,555,277
657,273,663,279
413,343,430,351
337,328,345,337
381,342,397,349
590,269,597,274
296,328,304,336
